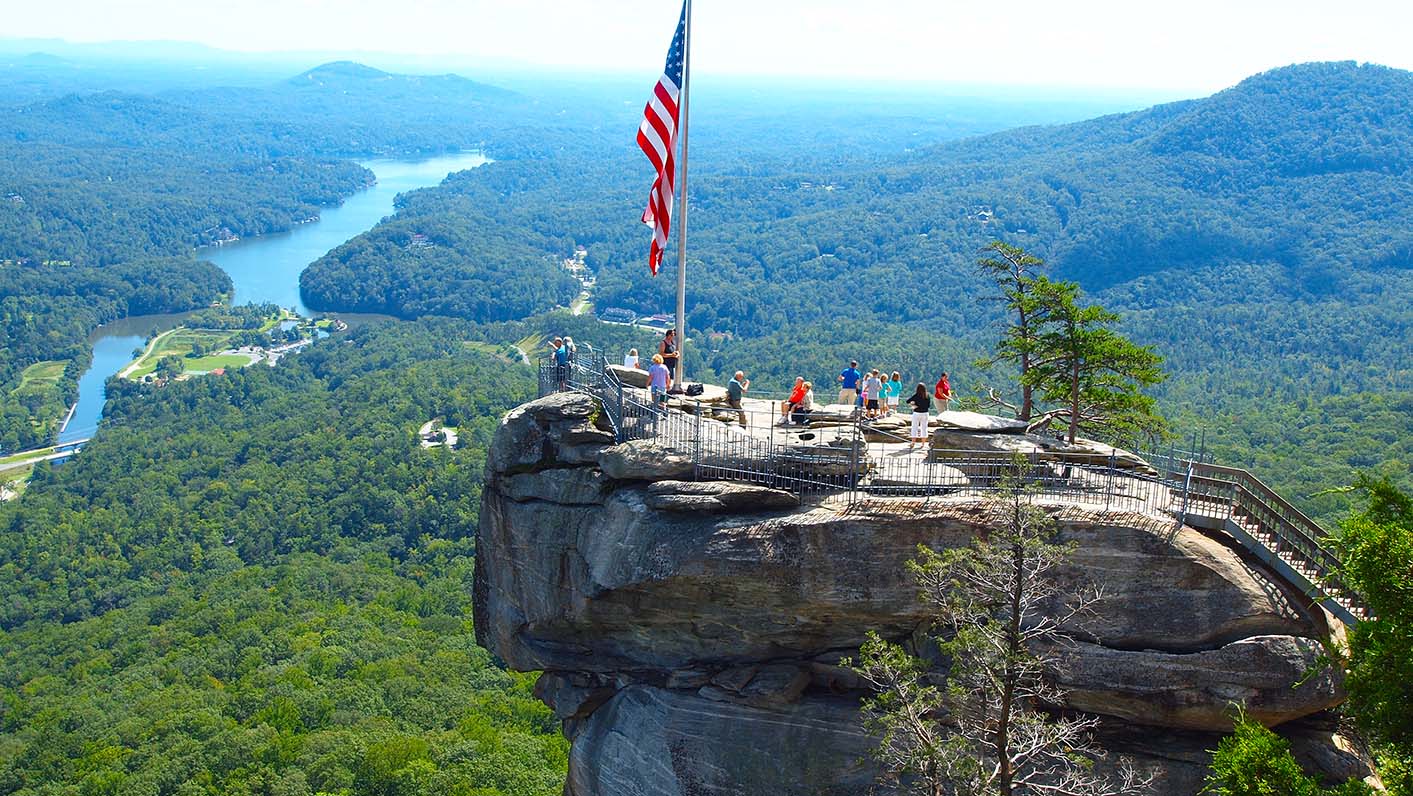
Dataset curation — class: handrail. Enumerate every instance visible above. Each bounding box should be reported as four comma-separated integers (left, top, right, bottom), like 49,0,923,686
535,355,1368,623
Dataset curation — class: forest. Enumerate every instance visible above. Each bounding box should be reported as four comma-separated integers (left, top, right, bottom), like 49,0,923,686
302,61,1413,522
2,50,1411,794
0,321,568,795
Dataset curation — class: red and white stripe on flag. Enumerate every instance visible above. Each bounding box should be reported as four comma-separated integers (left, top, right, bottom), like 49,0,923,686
637,3,686,276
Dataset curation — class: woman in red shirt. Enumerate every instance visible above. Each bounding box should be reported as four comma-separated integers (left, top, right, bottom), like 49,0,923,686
934,372,953,412
780,377,807,423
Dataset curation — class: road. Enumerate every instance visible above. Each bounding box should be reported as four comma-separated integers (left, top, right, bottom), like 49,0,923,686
0,438,91,473
117,327,179,379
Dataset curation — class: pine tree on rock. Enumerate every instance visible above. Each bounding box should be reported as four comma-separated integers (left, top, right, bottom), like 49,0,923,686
1024,279,1166,445
849,467,1151,796
975,242,1049,422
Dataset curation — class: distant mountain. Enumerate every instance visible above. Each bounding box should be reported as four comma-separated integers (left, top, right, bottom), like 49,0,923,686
878,61,1413,291
291,60,392,83
286,60,518,101
167,61,527,157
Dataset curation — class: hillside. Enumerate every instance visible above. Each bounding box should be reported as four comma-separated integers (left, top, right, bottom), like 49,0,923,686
298,61,1413,520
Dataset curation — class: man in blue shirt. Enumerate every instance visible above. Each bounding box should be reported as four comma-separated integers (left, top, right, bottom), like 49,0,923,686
837,360,862,408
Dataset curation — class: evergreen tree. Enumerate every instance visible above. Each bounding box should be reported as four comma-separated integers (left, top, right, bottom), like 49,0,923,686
1025,279,1166,444
975,242,1048,421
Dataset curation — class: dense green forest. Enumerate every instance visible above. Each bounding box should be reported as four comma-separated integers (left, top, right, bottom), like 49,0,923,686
304,61,1413,522
0,321,567,795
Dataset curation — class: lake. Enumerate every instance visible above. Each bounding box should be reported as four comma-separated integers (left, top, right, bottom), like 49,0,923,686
57,152,489,443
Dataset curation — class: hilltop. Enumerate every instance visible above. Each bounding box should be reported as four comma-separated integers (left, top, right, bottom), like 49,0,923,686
289,60,517,102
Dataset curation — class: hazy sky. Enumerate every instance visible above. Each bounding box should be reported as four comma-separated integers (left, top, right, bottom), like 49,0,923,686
8,0,1413,93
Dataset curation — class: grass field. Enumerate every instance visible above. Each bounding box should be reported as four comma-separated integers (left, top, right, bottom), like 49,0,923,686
7,360,70,442
12,360,67,396
184,353,256,373
125,328,242,379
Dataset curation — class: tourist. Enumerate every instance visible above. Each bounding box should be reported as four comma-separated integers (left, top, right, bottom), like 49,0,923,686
837,359,862,408
862,369,884,420
658,329,679,377
550,337,568,389
781,376,807,423
934,371,954,413
727,370,751,427
623,348,640,369
791,381,816,425
885,371,903,416
563,336,578,364
648,353,672,405
905,383,932,448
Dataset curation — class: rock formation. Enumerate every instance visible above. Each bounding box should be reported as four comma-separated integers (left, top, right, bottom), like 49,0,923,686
474,393,1371,795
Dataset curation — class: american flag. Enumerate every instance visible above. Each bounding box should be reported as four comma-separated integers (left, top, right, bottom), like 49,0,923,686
637,2,687,276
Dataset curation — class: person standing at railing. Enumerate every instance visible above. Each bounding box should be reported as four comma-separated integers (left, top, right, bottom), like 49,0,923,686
727,371,750,427
550,337,569,390
837,360,862,410
658,329,679,380
885,371,903,417
648,354,672,405
862,369,884,420
906,383,932,448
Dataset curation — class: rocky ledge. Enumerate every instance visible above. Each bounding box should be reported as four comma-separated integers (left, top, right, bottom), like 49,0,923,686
474,393,1372,795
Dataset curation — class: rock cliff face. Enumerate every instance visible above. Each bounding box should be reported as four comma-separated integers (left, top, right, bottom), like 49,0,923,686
475,394,1370,795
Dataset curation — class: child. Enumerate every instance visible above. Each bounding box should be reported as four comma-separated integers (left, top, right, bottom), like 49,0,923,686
885,371,902,416
862,369,884,419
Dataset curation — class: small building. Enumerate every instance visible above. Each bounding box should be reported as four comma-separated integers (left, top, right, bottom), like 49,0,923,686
599,307,636,324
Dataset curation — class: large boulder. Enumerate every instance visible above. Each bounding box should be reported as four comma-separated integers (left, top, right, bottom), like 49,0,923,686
1050,635,1343,731
934,410,1031,433
606,363,648,388
598,440,695,481
474,395,1362,796
644,480,799,513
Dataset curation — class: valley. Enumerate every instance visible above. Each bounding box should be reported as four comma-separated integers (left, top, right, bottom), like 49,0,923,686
0,34,1410,796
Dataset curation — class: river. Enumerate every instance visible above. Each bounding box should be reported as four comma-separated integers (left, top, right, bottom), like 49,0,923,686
57,152,489,443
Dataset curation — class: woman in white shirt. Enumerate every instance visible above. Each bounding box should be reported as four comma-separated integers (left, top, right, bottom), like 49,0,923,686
624,348,640,369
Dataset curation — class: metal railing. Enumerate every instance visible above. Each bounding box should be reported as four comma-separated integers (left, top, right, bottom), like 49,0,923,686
536,355,1367,623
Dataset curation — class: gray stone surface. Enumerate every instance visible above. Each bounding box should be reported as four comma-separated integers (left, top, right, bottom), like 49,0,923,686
607,363,649,388
598,440,696,481
645,480,799,513
934,410,1032,433
502,468,608,505
473,395,1362,796
1050,635,1343,731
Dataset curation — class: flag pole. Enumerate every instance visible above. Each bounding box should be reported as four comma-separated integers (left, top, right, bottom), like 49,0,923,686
673,0,692,385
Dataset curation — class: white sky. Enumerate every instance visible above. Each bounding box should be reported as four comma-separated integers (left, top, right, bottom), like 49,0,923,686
6,0,1413,93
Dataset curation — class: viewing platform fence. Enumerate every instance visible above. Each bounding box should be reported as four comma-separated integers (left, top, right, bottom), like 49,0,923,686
537,355,1367,625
